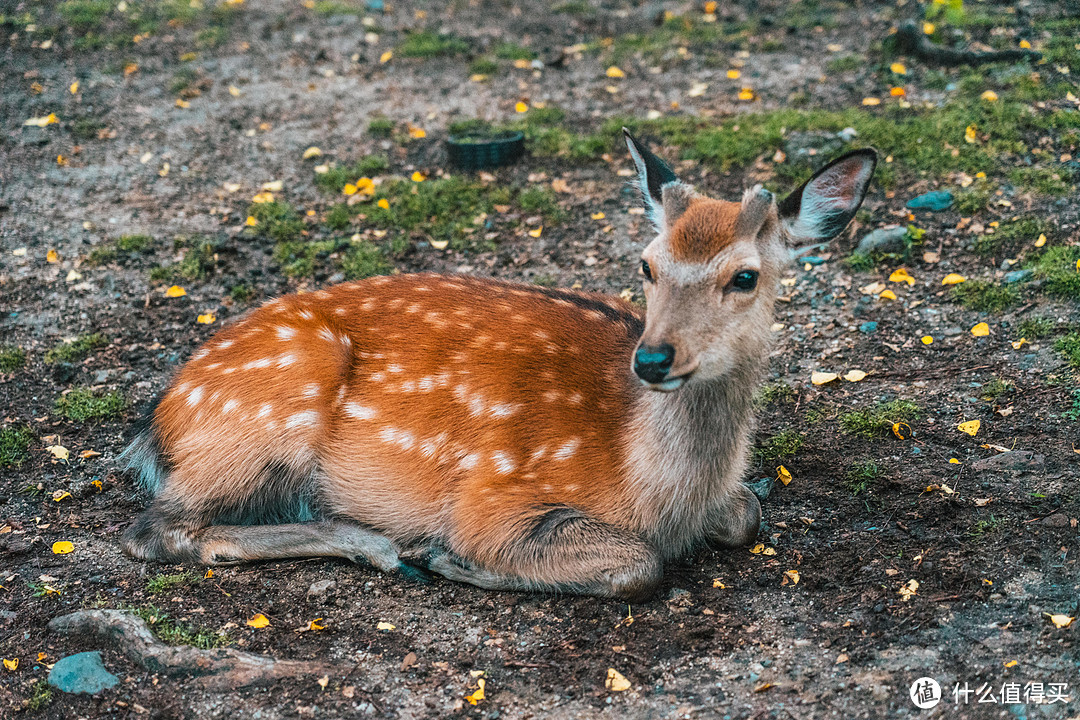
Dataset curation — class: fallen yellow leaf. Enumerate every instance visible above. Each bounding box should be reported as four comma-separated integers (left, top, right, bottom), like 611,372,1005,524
970,322,990,337
308,618,325,631
888,268,915,285
1011,338,1027,350
1048,613,1075,629
980,90,998,102
197,313,216,325
605,668,631,692
1034,233,1047,248
430,239,449,250
898,579,919,601
591,212,605,220
465,678,486,704
24,113,58,127
923,21,936,34
251,191,274,203
302,146,322,159
811,371,838,385
879,289,897,300
165,285,186,298
921,335,934,345
46,249,59,263
245,215,258,226
965,124,977,143
750,543,764,554
890,86,905,97
605,66,625,78
890,62,906,74
408,126,426,139
2,658,17,672
843,369,867,382
411,171,426,182
379,50,392,63
343,183,358,196
1019,39,1032,49
376,621,395,631
862,97,881,106
70,81,79,94
737,87,754,101
52,490,71,502
957,419,981,436
262,180,283,192
176,98,190,109
377,198,390,209
246,613,270,628
46,445,69,460
712,578,726,588
726,69,741,79
528,227,543,238
892,422,910,440
941,273,967,285
783,569,800,585
52,541,74,555
777,465,792,486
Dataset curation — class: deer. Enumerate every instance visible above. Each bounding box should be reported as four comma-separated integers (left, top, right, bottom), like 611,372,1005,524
120,130,875,601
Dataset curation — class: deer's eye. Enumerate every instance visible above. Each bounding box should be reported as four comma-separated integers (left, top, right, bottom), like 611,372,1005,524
641,259,654,282
730,270,758,292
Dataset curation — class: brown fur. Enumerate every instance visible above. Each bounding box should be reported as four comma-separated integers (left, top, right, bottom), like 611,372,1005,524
666,199,742,262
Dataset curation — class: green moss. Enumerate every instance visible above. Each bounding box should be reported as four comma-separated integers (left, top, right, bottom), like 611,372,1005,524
826,55,862,73
368,117,394,137
312,1,366,15
755,381,795,406
45,333,106,364
493,42,535,61
839,399,920,439
127,605,230,649
1017,317,1058,339
1055,333,1080,370
341,241,393,280
0,346,27,372
954,184,992,215
229,283,255,303
517,187,566,223
753,429,803,463
531,274,557,287
398,31,469,58
980,378,1014,401
1008,166,1073,196
58,0,112,30
314,156,389,193
1031,246,1080,301
87,234,153,266
845,460,882,495
273,239,342,278
117,233,153,252
26,680,54,712
152,236,222,282
469,57,498,75
967,514,1004,538
146,571,201,594
325,203,353,231
976,216,1050,256
71,116,105,141
248,202,304,243
950,280,1020,313
55,388,126,422
0,425,35,467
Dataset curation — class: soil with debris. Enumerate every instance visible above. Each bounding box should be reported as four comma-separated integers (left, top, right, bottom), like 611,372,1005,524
1,1,1077,718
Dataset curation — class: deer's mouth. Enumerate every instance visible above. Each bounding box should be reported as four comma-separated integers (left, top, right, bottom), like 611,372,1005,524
641,369,695,392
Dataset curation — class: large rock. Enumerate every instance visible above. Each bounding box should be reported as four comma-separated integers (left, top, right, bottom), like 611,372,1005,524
856,226,908,255
48,651,119,694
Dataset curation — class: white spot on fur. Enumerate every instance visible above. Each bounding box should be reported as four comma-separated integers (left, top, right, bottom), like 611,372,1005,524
459,453,480,471
286,410,319,429
191,349,209,361
554,437,581,461
568,392,584,404
297,309,314,320
302,383,321,398
542,390,561,403
468,396,486,417
258,403,273,418
244,357,273,370
334,307,348,315
186,386,204,407
370,372,387,383
276,326,296,340
218,340,234,349
530,446,548,462
343,402,377,420
387,363,404,374
206,362,221,370
418,376,434,392
489,402,519,418
379,427,415,450
276,353,298,368
317,327,334,342
491,451,516,475
222,399,239,414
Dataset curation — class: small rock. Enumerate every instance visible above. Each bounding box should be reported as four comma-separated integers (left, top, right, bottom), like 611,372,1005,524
1003,269,1033,284
858,321,878,334
1041,513,1069,528
837,127,858,142
0,610,15,626
855,226,908,255
800,255,827,266
970,451,1045,474
307,579,337,601
746,477,774,501
92,369,111,385
48,651,119,695
906,190,954,212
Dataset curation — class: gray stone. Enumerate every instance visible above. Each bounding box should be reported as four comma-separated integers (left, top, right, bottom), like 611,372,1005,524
1040,513,1070,528
970,451,1045,474
307,579,337,601
1004,269,1034,284
48,651,119,694
855,226,908,255
746,476,774,501
905,190,954,212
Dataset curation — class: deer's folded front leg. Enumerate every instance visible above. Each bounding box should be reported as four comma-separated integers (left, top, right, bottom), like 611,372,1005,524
704,483,762,548
433,504,663,602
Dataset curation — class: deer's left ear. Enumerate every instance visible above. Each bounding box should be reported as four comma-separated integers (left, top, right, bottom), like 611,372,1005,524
623,128,694,231
778,148,877,243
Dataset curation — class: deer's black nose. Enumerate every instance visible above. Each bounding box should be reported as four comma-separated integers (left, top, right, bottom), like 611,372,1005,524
633,343,675,384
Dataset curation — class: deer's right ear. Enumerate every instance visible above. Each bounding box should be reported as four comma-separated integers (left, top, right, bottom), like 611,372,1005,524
623,128,692,231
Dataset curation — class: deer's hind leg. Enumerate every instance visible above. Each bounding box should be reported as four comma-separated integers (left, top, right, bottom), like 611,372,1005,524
420,506,663,601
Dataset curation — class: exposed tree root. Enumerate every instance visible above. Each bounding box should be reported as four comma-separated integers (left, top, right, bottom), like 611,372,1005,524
48,610,347,690
895,19,1041,66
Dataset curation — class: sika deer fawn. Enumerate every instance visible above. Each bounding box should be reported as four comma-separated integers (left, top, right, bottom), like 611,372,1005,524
121,131,875,601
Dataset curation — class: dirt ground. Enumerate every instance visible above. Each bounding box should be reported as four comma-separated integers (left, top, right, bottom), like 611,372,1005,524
1,1,1078,718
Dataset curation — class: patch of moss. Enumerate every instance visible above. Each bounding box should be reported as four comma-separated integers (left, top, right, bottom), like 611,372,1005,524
151,236,223,282
325,203,353,231
87,234,153,266
127,605,230,649
753,429,803,463
0,425,36,467
950,280,1020,313
71,116,106,141
1031,246,1080,301
1055,333,1080,370
980,378,1015,401
517,186,566,223
755,381,795,406
55,388,126,422
368,117,394,137
312,1,366,15
839,399,920,439
0,346,27,372
493,42,535,61
1008,166,1073,196
341,240,393,280
398,31,469,58
229,283,255,303
1017,316,1058,339
248,202,304,243
976,216,1050,256
826,55,862,73
45,333,106,364
314,156,390,194
273,239,343,278
469,57,498,75
846,460,882,495
146,571,201,594
26,680,53,712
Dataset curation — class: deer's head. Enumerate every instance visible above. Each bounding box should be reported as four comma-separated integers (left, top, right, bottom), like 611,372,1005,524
624,129,876,391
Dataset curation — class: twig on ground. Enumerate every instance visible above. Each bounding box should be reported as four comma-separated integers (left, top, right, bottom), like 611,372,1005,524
48,609,349,690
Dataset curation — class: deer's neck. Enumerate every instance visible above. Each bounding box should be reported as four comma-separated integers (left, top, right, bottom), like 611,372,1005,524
621,362,762,559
